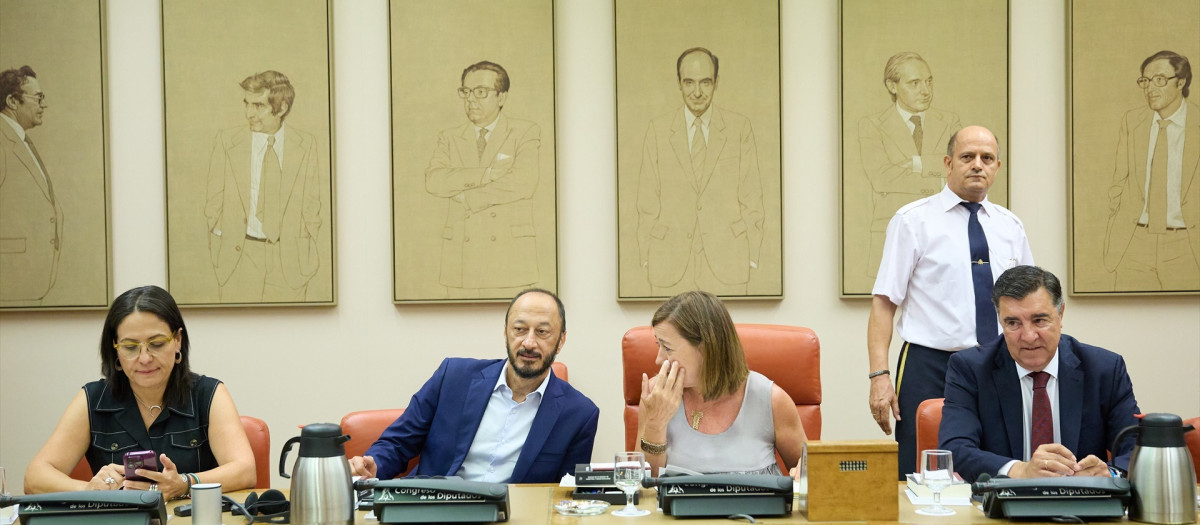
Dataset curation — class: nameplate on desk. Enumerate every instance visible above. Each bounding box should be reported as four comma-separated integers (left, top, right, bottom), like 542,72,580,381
372,479,508,523
652,474,793,518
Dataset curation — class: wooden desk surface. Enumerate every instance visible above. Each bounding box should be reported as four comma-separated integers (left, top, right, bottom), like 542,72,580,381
164,482,1199,524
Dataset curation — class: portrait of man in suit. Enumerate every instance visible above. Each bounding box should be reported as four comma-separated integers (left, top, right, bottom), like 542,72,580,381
636,47,765,297
204,70,322,303
425,61,542,299
1103,50,1199,291
0,65,63,305
858,52,961,278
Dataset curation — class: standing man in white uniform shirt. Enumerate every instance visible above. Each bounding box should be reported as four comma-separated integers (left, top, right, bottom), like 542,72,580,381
866,125,1034,479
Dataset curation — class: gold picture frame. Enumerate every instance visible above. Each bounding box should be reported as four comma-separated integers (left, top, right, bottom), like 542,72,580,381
390,0,558,303
0,0,112,310
840,0,1010,297
162,0,336,306
1067,0,1200,295
615,0,783,300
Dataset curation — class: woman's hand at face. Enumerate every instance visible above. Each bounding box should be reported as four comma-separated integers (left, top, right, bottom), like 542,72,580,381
640,360,686,427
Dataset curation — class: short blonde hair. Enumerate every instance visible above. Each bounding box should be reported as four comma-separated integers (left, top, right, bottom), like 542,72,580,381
651,291,749,400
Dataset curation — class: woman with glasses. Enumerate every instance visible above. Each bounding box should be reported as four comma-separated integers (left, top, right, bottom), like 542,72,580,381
637,290,808,476
24,286,255,498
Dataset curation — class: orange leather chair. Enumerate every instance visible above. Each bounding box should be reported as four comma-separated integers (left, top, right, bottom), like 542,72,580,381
915,397,945,460
1184,416,1200,480
70,414,272,488
621,324,822,468
339,361,569,478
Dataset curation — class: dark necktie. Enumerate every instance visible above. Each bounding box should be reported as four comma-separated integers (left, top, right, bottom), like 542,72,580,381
691,121,707,178
1147,119,1169,233
910,115,923,152
24,136,56,200
960,202,997,345
1029,371,1053,453
258,136,282,240
477,128,488,161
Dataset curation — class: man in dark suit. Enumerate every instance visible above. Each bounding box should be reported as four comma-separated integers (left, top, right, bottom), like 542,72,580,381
636,47,764,296
0,66,63,304
858,52,961,277
205,70,322,303
940,266,1140,482
1104,50,1199,291
426,61,541,298
349,289,599,482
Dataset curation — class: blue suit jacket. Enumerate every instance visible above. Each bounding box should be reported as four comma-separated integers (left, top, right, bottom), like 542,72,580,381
940,334,1140,482
366,358,599,483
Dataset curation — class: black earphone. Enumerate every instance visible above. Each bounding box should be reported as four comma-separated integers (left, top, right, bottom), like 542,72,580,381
222,489,290,524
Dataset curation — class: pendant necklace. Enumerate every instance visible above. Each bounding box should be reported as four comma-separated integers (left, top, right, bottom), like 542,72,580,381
690,410,703,430
133,393,163,417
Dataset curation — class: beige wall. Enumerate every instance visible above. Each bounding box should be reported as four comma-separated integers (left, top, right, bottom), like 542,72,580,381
1,0,1197,493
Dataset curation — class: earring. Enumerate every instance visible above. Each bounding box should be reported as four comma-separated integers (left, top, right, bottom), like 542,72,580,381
175,351,182,363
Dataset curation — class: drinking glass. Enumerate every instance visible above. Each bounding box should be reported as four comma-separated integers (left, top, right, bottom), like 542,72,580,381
915,449,956,516
612,452,649,517
0,466,14,524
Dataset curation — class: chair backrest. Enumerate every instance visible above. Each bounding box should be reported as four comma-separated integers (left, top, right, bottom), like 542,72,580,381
240,415,271,488
69,414,272,488
336,361,570,479
1185,416,1200,480
621,324,822,455
915,397,945,460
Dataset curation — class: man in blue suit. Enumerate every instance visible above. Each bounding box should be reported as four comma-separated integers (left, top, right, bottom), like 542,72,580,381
940,266,1140,482
349,288,599,482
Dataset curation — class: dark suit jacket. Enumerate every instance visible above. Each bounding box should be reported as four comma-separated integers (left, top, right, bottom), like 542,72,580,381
940,334,1140,482
636,106,764,286
1104,101,1200,272
366,358,599,483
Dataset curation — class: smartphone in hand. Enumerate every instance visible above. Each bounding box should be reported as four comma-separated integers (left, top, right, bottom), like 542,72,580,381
123,450,159,481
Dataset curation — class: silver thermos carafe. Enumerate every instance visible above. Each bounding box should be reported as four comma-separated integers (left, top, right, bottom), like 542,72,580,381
1114,413,1197,524
280,423,354,525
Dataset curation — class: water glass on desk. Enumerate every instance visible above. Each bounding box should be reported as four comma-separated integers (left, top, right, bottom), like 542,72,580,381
916,449,955,516
613,452,650,517
0,466,14,525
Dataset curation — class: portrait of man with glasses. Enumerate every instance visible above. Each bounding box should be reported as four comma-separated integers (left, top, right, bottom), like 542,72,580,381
0,65,63,305
1103,50,1200,291
424,60,542,299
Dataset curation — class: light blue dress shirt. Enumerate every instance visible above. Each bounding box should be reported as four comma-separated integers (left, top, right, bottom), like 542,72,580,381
455,361,550,482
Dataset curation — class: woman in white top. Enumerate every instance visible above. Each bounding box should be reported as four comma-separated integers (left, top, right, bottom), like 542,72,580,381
637,290,807,476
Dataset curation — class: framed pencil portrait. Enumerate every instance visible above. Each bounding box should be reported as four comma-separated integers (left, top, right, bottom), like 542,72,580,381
615,0,783,301
840,0,1009,297
390,0,558,303
162,0,336,306
1068,0,1200,295
0,0,112,310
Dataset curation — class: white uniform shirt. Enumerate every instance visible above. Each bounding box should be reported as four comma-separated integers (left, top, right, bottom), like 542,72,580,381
873,185,1034,351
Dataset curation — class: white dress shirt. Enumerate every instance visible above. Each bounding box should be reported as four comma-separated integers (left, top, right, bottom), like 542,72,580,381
873,186,1035,351
1140,101,1187,228
456,361,550,482
999,352,1062,475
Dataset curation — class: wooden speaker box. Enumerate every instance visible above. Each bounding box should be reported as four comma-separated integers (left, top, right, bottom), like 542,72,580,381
801,439,898,521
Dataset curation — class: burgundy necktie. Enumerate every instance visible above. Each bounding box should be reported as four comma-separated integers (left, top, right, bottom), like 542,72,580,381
1029,371,1053,453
